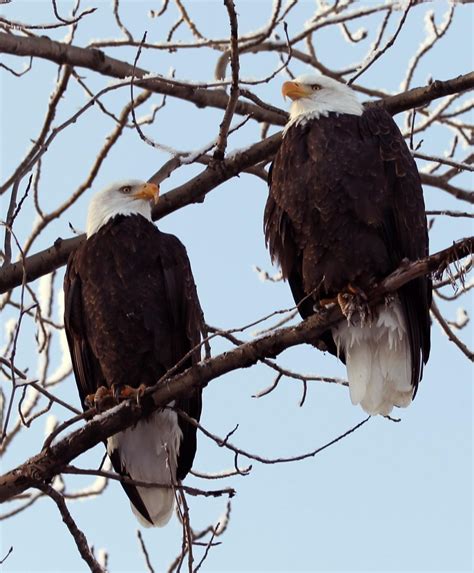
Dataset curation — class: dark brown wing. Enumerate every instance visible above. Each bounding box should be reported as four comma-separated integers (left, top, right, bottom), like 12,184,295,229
363,107,431,389
157,232,203,480
64,256,105,407
64,215,204,501
264,109,431,389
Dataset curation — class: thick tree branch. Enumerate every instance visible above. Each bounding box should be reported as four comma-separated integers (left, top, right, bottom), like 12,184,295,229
0,69,472,293
1,34,472,127
0,131,282,294
376,72,474,115
0,32,285,126
0,235,84,294
149,132,281,217
0,237,471,503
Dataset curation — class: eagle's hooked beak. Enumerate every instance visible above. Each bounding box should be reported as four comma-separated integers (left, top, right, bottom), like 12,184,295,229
282,81,310,101
133,182,160,205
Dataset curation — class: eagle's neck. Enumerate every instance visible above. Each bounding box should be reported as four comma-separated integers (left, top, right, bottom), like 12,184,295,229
284,90,363,135
86,197,152,237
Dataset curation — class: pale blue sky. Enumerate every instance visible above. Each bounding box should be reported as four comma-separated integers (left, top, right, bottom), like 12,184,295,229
0,1,472,572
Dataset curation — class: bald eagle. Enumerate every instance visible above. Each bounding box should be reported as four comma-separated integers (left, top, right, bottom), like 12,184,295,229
264,75,431,415
64,180,204,526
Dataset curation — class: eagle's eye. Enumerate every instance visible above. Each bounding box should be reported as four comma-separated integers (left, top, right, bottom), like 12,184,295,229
310,84,321,91
120,185,132,194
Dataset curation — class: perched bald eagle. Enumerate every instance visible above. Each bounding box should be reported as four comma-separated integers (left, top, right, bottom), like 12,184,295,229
64,180,204,526
264,75,431,415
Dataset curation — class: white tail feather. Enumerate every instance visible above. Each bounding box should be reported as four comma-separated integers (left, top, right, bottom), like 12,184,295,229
332,300,413,416
107,409,182,527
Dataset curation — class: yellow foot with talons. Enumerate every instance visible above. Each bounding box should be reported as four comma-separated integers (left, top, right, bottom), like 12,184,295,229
85,384,147,411
112,383,147,405
337,285,371,325
85,386,115,411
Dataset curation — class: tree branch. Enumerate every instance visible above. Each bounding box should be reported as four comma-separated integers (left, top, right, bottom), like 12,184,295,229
1,34,472,129
36,483,104,573
431,300,473,360
420,173,473,204
376,72,474,115
0,235,84,294
214,0,240,160
0,33,285,126
0,237,471,503
0,71,472,293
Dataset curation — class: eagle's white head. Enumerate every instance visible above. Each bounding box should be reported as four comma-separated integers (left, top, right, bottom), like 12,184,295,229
282,74,363,133
86,180,160,237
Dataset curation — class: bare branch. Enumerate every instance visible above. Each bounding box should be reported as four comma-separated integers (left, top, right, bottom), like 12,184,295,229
193,524,219,573
214,0,240,160
174,0,206,41
415,151,474,173
0,56,32,76
36,483,104,573
348,0,414,85
0,33,285,127
0,546,13,565
0,237,471,503
190,466,252,480
427,210,474,219
112,0,133,41
176,408,371,465
0,235,84,295
150,0,170,19
137,530,155,573
61,466,235,499
401,4,456,92
431,300,473,361
0,7,96,31
2,175,32,266
0,67,473,293
0,60,72,196
420,173,473,204
377,72,474,115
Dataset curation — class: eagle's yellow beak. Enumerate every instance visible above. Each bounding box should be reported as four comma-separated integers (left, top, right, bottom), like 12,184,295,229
282,81,310,101
133,182,160,204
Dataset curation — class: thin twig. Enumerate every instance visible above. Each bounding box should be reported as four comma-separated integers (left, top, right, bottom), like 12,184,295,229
431,300,473,361
137,530,155,573
0,7,96,30
0,238,472,503
62,466,235,498
190,466,252,480
113,0,133,40
36,483,104,573
214,0,240,160
348,0,413,85
0,57,32,77
415,151,474,172
176,408,371,465
0,546,13,565
193,524,219,573
426,210,474,218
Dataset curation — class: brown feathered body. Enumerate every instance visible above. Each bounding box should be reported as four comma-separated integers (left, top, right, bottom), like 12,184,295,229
64,213,203,526
265,107,431,414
